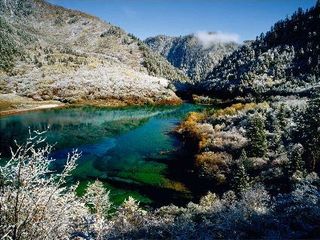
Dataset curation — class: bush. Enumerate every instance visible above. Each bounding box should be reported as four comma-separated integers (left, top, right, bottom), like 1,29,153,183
1,131,320,239
0,130,87,239
196,151,232,183
0,130,111,239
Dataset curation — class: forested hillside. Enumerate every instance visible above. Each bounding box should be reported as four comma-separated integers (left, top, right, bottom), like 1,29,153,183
201,3,320,99
0,0,188,105
145,34,238,82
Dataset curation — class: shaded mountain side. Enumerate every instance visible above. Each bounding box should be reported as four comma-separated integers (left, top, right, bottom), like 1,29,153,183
145,34,238,82
200,2,320,100
0,0,189,105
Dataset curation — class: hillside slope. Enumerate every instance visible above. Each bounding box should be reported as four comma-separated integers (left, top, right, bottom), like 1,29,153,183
0,0,188,105
201,3,320,99
145,34,238,82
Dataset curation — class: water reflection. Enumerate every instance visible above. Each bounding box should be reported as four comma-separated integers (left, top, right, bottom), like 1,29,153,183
0,104,206,206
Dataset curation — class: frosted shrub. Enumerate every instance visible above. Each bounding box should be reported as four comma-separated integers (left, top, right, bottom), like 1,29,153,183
82,180,112,239
0,130,88,240
113,197,147,231
1,131,319,239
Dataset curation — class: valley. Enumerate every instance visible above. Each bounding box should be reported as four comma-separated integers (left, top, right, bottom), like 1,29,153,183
1,0,320,239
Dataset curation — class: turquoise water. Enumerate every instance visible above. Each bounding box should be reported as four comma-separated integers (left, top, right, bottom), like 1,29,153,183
0,104,207,206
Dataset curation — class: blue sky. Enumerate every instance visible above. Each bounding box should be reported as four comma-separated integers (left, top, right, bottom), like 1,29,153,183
47,0,316,41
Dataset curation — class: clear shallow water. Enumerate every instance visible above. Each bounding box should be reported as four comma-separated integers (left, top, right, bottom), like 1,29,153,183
0,104,207,207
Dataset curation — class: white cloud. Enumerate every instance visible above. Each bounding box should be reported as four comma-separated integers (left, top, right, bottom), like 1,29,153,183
195,31,240,47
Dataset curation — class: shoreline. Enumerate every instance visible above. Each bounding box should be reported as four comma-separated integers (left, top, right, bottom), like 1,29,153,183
0,94,184,117
0,103,66,117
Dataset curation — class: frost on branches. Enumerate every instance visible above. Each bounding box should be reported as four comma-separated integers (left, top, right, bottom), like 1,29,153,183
0,130,110,240
1,130,320,239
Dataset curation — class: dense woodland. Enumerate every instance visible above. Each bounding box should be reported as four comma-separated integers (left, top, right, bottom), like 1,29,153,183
202,2,320,99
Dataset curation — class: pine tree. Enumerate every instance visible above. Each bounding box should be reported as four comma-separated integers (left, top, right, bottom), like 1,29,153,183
246,113,268,158
295,98,320,171
288,143,305,175
277,104,287,130
232,150,250,194
241,149,252,170
266,111,283,153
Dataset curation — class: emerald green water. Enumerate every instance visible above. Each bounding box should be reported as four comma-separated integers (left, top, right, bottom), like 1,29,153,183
0,104,206,206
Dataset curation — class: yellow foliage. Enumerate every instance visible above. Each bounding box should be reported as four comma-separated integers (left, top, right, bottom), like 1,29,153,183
180,112,205,133
195,151,232,184
199,136,210,150
179,112,211,150
187,112,205,123
232,103,246,111
195,151,231,167
257,101,270,109
214,102,269,117
164,180,189,192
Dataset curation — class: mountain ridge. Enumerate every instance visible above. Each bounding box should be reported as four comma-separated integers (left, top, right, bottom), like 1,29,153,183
145,33,239,82
0,0,189,106
200,3,320,100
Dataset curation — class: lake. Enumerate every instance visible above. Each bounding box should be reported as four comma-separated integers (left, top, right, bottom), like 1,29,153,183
0,103,209,207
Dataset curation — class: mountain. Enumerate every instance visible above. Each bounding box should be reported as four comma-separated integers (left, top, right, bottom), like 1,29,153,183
145,33,239,82
0,0,188,105
201,3,320,100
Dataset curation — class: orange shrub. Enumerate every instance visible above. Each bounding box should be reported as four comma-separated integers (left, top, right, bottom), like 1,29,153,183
214,102,269,117
195,151,233,184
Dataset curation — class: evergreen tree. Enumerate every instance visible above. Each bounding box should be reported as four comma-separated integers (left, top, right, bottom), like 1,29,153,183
296,98,320,171
232,150,250,194
272,125,283,154
246,113,268,158
277,104,287,130
266,111,283,154
288,143,305,175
